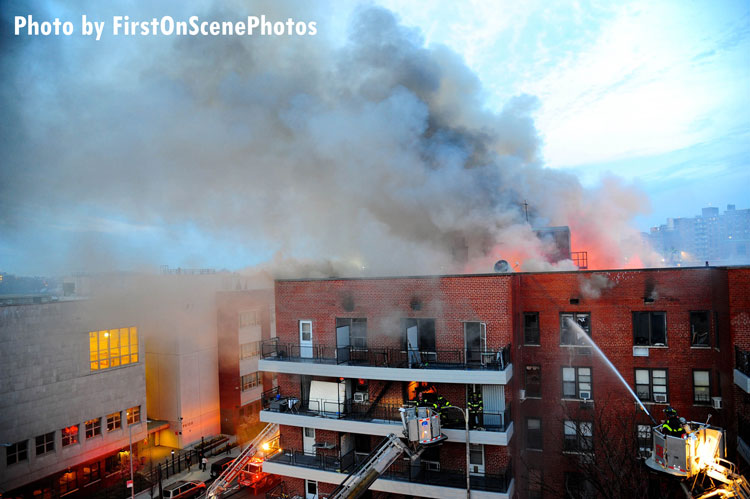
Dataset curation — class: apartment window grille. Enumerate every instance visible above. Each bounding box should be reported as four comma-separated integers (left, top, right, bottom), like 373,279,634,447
633,311,667,346
637,424,653,457
89,327,138,371
560,313,591,346
85,418,101,438
62,425,79,447
36,431,55,455
690,311,710,347
126,406,141,425
6,440,28,465
524,312,540,345
240,341,261,360
563,420,593,452
241,372,262,391
525,365,542,398
106,412,121,432
693,370,711,404
526,418,542,450
562,367,592,400
635,368,668,403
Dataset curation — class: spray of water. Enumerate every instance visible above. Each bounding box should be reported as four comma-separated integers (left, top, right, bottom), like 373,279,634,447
566,318,657,425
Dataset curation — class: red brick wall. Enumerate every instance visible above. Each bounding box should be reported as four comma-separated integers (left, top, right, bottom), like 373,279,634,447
275,275,514,351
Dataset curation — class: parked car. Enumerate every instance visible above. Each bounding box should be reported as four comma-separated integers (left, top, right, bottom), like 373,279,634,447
162,480,206,498
210,456,235,478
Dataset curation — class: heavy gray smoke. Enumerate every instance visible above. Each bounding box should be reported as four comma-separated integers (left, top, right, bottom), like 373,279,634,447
1,1,660,277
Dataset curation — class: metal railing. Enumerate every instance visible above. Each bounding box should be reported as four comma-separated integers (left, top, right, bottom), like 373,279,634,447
261,338,511,371
263,395,513,433
736,346,750,376
268,448,513,493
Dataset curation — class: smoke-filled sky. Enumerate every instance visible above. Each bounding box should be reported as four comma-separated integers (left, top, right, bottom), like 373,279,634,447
1,0,748,276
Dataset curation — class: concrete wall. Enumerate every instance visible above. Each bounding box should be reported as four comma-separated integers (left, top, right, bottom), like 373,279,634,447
0,300,147,492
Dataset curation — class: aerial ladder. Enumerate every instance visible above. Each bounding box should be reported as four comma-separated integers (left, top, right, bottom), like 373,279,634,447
205,422,279,499
326,406,447,499
645,416,750,499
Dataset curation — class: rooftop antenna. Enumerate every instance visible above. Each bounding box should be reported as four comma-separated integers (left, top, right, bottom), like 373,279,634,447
523,200,529,223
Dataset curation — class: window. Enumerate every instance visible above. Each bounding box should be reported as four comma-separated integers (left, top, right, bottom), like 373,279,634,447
36,432,55,455
637,424,653,457
525,365,542,398
89,327,138,371
565,472,594,499
105,454,121,474
106,412,121,432
62,425,79,447
693,370,711,404
85,418,101,439
560,313,590,346
690,311,710,347
239,310,260,327
403,318,436,352
240,341,260,360
469,443,484,475
241,372,262,391
524,312,540,345
336,318,368,349
81,462,101,486
526,418,542,450
6,440,28,465
528,468,543,499
563,420,593,453
633,312,667,346
59,469,77,495
562,367,592,400
464,321,487,362
635,369,668,403
306,480,318,499
126,406,141,425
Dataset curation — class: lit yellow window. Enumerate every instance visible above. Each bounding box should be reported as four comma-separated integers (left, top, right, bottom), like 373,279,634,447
89,327,138,371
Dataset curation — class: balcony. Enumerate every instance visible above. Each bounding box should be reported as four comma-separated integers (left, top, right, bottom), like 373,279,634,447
260,398,513,446
259,339,513,384
734,346,750,394
262,448,514,498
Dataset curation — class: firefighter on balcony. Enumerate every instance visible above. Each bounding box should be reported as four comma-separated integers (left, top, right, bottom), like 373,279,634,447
468,391,483,429
433,394,452,420
661,406,686,437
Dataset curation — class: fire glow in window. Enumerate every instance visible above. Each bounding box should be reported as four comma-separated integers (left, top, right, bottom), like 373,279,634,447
89,327,138,371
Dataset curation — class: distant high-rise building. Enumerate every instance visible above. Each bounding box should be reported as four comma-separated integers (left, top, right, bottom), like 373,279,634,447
649,204,750,265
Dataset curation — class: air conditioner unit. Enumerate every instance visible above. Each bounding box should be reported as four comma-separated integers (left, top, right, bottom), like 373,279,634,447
519,389,526,400
712,397,723,410
654,393,668,404
579,391,591,401
354,392,368,403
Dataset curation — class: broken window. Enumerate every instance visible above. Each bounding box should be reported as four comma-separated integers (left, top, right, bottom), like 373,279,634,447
525,365,541,398
560,313,590,346
690,311,710,347
336,318,367,350
524,312,540,345
633,311,667,346
403,318,436,366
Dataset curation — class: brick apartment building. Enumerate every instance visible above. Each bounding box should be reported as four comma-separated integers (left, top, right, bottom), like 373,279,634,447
257,265,750,498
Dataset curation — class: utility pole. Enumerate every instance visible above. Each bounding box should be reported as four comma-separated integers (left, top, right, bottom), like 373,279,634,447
129,422,135,499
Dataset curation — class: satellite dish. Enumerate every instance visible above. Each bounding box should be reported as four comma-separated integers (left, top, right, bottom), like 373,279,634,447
494,260,510,273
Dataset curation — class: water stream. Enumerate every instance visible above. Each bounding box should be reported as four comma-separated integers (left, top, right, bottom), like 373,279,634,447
566,318,658,425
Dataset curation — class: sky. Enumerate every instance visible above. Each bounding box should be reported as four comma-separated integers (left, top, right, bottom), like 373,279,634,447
1,0,749,276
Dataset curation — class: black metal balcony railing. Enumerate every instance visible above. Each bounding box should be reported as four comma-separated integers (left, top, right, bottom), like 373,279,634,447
261,338,511,371
736,346,750,377
268,448,512,494
263,396,512,433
